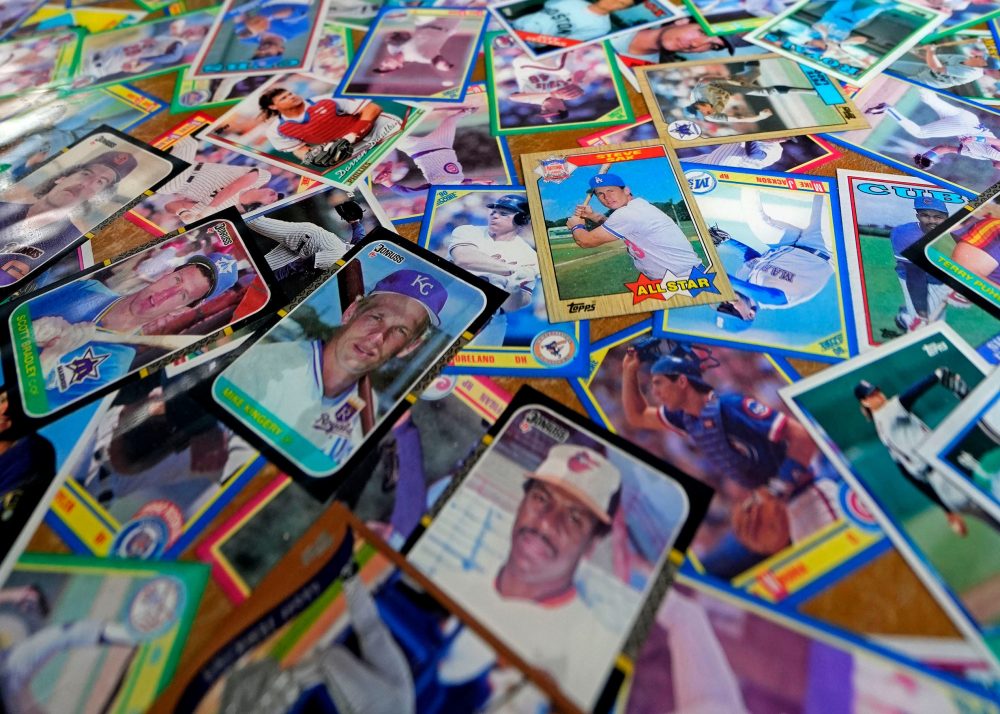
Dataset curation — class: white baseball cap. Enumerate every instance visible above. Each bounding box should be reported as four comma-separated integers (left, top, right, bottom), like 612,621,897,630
528,444,621,525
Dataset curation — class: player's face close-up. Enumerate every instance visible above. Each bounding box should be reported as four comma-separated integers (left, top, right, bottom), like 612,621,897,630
268,90,307,114
916,209,949,234
650,373,686,410
335,293,429,375
595,186,631,210
127,264,212,321
660,24,720,53
860,392,888,413
488,207,517,234
43,164,118,209
594,0,634,11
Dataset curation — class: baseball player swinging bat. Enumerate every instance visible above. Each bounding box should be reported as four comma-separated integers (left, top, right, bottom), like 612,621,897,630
582,163,611,208
337,259,376,436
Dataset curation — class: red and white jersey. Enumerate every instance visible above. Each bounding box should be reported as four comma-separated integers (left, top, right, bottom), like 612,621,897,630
266,96,368,151
511,54,574,94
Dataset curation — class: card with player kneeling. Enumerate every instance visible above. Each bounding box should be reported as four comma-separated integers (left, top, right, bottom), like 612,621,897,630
402,386,712,713
781,324,1000,674
211,230,506,496
521,141,733,322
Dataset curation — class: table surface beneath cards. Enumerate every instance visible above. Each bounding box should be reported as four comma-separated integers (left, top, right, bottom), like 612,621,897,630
26,3,968,666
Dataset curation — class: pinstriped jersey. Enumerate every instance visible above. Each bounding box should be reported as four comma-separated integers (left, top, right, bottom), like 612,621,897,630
269,98,367,151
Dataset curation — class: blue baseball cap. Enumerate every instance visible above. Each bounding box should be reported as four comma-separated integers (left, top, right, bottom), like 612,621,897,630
589,173,626,189
987,57,1000,71
651,354,710,386
913,196,947,213
370,268,447,328
185,252,239,302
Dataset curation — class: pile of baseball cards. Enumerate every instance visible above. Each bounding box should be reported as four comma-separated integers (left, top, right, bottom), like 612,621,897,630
4,0,1000,711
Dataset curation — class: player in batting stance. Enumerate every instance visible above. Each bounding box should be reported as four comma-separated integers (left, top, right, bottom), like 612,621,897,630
566,173,701,282
684,61,814,125
854,371,1000,536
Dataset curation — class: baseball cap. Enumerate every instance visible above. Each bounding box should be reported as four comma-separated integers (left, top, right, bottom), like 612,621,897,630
83,151,137,183
487,194,528,215
528,444,621,525
589,173,626,189
185,252,239,302
854,380,879,401
913,196,948,213
987,57,1000,70
651,354,709,385
370,268,447,328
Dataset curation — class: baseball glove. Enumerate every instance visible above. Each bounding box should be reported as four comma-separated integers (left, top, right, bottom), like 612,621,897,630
304,139,352,167
708,224,731,246
913,153,933,169
334,199,365,223
935,367,970,399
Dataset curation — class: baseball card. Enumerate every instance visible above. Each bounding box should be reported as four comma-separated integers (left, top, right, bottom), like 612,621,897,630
0,0,48,39
577,113,659,145
837,168,1000,364
782,324,1000,672
888,30,1000,103
310,19,355,76
0,83,165,193
681,0,798,35
326,0,386,28
657,167,855,362
172,74,278,114
128,114,310,237
406,387,712,711
202,71,425,189
337,7,487,102
13,4,146,36
155,506,559,714
610,15,762,71
0,29,80,99
8,241,94,299
745,0,946,87
637,54,868,149
212,231,504,489
484,31,634,135
419,186,590,377
827,75,1000,197
2,212,276,424
488,0,676,59
198,374,510,602
71,9,218,90
521,141,733,322
0,127,184,295
369,83,516,223
0,553,208,714
188,0,332,80
572,320,885,605
915,0,1000,38
627,571,1000,714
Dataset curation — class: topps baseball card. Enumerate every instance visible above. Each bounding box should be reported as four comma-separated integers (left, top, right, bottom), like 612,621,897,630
572,321,884,607
203,72,425,189
369,84,515,224
212,231,504,489
837,169,1000,363
72,10,219,91
782,324,1000,672
609,15,761,70
827,75,1000,197
0,30,80,99
744,0,946,87
657,167,855,362
128,114,311,237
156,505,558,714
0,554,208,714
636,54,868,149
915,0,1000,38
418,186,590,377
198,374,510,602
406,388,712,711
521,141,732,322
2,211,276,424
681,0,797,36
0,127,184,294
337,7,487,102
485,31,634,135
188,0,332,80
626,572,1000,714
888,30,1000,103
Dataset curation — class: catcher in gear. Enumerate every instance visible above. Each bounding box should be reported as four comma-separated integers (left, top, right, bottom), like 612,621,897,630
304,138,353,167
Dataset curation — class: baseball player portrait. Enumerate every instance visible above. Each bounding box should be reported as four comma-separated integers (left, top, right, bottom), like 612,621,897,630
225,0,312,40
684,60,814,125
610,17,739,65
506,0,638,43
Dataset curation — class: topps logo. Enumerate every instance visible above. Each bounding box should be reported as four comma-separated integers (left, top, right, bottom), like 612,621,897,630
210,223,234,246
523,410,570,443
922,341,949,357
568,301,596,313
370,244,404,263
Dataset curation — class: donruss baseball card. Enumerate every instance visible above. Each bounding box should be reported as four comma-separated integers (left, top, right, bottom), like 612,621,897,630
658,167,855,362
572,321,884,609
337,7,487,102
3,212,276,424
155,506,557,714
888,30,1000,103
782,324,1000,671
0,127,184,295
212,231,504,489
681,0,798,36
128,114,310,237
369,84,515,223
0,29,80,99
202,71,425,188
637,54,868,149
488,0,676,60
627,571,1000,714
521,141,732,322
406,387,712,711
0,553,208,714
837,168,1000,363
485,31,634,135
198,375,510,601
419,186,589,377
188,0,332,80
745,0,946,87
827,74,1000,197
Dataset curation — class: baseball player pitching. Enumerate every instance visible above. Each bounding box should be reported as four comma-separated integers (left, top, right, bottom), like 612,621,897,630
713,192,833,329
371,15,462,75
855,371,1000,537
511,0,637,42
685,60,815,125
892,45,1000,91
567,172,701,282
680,139,788,169
508,52,587,124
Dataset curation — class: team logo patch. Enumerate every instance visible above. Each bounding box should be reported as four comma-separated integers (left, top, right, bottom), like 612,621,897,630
743,398,772,419
443,162,461,175
128,577,183,640
112,516,170,560
535,157,575,183
531,330,577,367
55,347,111,393
668,120,702,141
684,170,717,195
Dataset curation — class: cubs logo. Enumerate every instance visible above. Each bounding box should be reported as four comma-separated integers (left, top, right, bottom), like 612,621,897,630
443,162,461,175
742,398,772,419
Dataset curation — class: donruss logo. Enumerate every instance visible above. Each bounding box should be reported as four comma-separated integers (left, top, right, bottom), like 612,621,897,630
371,244,404,263
210,222,234,246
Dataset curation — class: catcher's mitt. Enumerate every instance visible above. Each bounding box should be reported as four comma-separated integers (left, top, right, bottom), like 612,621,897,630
913,153,933,169
335,199,365,223
935,367,970,399
305,139,352,167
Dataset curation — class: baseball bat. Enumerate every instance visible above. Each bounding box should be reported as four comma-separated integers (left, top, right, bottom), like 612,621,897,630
337,258,376,436
83,329,197,351
923,37,989,49
582,163,612,208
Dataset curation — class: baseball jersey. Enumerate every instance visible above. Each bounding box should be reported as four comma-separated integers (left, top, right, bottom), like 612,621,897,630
681,141,783,169
602,197,699,279
408,147,463,185
913,54,983,89
0,200,83,286
959,217,1000,283
391,17,461,64
446,225,539,279
266,97,367,152
788,478,841,542
511,0,610,40
511,54,574,95
814,0,888,42
890,221,945,283
734,245,833,309
160,163,270,212
958,135,1000,162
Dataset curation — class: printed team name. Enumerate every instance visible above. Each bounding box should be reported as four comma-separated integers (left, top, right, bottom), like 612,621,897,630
568,300,596,313
523,409,570,442
371,244,405,263
767,34,862,77
819,333,845,355
857,182,965,204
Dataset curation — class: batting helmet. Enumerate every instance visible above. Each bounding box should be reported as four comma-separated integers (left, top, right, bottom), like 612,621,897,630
487,194,530,226
651,353,710,387
854,380,879,401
